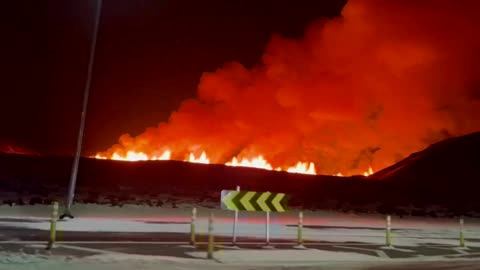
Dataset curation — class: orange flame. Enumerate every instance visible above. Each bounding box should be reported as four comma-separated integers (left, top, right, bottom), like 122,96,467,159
95,150,171,162
363,166,374,177
185,151,210,164
286,162,316,175
225,156,273,170
113,151,148,161
93,149,373,176
152,150,172,161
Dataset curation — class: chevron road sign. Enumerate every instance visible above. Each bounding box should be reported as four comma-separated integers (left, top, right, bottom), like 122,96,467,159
221,190,289,212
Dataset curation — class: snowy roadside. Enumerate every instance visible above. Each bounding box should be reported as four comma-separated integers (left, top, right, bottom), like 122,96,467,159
0,251,215,270
1,204,480,247
2,250,480,270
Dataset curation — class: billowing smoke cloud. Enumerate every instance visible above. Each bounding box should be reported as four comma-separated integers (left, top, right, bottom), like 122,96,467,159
101,0,480,175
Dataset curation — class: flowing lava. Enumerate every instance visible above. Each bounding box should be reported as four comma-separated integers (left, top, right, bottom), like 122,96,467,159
93,150,373,176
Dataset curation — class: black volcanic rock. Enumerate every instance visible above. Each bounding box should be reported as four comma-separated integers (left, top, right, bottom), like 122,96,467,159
1,132,480,216
371,131,480,208
373,132,480,182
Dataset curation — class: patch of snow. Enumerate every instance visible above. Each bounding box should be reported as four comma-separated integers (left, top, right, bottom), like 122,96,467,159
0,251,213,270
187,249,385,262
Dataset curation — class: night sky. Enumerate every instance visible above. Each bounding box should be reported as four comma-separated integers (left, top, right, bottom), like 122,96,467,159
0,0,346,156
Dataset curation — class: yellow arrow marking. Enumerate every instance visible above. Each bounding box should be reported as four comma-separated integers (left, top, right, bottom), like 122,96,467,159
240,191,256,211
222,191,239,210
272,193,286,212
257,192,271,212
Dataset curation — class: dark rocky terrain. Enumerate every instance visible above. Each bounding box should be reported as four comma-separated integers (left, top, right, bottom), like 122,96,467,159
1,132,479,217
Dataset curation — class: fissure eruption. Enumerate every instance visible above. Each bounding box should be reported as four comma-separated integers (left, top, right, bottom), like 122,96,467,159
95,0,480,176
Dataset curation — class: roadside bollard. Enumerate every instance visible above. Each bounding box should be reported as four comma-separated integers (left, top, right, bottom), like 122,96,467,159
190,208,196,246
385,215,392,247
460,217,466,248
207,212,214,259
294,211,305,249
46,201,59,250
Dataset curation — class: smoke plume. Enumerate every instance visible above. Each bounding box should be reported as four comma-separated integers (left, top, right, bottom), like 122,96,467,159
101,0,480,175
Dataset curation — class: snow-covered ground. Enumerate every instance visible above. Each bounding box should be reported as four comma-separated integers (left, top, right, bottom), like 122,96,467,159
0,252,218,270
1,251,480,270
1,204,479,247
2,204,480,269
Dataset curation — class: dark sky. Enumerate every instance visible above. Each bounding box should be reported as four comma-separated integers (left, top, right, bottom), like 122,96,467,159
0,0,346,156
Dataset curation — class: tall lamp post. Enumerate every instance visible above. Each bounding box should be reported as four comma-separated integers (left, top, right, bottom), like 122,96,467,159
60,0,103,219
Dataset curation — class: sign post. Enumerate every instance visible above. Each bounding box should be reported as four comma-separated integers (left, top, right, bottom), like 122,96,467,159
263,211,274,249
232,186,240,245
266,212,270,243
221,189,289,249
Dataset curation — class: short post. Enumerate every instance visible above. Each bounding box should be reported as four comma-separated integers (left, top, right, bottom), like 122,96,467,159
46,201,59,250
385,215,392,247
207,212,214,259
459,217,465,248
232,185,240,245
190,208,196,246
298,211,304,246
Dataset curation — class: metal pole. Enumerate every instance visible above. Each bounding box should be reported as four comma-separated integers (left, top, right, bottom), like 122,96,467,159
232,185,240,245
46,201,59,250
262,211,274,249
266,211,270,244
61,0,103,219
262,191,274,249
